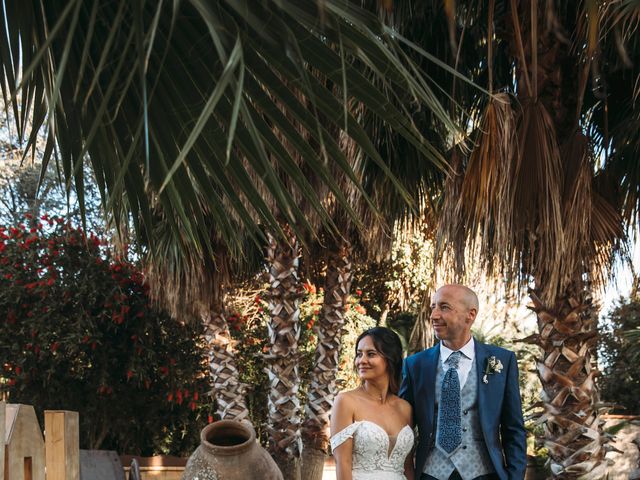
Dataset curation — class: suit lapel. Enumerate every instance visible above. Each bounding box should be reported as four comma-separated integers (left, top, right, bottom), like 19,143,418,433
421,345,440,425
475,340,492,433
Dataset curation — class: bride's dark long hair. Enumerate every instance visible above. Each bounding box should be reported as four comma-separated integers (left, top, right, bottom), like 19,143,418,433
354,327,404,394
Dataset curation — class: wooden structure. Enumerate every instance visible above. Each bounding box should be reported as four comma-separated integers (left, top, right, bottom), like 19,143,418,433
45,411,79,480
4,404,45,480
79,450,124,480
120,456,186,480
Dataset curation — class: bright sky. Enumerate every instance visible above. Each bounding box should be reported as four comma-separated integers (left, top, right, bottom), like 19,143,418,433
601,236,639,317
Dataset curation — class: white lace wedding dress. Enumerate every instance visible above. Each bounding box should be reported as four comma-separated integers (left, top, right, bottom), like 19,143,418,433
330,420,414,479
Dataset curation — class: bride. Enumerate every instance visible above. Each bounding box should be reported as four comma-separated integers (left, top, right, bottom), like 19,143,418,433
330,327,414,480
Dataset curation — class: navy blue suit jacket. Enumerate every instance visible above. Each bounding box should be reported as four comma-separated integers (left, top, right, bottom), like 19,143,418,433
399,340,526,480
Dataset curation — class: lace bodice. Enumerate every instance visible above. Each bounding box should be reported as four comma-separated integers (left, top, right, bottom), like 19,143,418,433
330,421,414,479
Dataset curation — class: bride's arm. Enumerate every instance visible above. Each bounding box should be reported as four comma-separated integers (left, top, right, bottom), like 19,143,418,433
330,393,354,480
403,448,415,480
402,400,415,480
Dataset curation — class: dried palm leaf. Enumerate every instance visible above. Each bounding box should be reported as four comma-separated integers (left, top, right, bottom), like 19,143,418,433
456,93,516,276
512,100,564,303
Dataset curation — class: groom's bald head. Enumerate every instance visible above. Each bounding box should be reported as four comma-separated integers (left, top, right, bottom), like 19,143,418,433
441,284,479,313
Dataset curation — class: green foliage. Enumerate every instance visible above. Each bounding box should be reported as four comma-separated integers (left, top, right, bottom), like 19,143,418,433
0,217,211,455
598,291,640,414
353,229,434,340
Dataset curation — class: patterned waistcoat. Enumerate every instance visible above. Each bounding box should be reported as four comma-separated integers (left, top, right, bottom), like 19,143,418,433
423,355,495,480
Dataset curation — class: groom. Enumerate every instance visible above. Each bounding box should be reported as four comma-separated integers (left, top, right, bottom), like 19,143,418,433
400,284,526,480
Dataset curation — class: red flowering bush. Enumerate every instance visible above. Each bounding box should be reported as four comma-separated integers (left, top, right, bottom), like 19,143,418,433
0,217,211,456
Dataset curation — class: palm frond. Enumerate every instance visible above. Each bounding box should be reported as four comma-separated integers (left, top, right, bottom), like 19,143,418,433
0,0,455,262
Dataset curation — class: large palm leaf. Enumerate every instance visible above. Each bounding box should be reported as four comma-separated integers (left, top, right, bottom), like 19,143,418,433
0,0,458,262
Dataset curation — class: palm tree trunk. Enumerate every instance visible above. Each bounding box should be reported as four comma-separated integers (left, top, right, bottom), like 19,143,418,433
301,239,352,480
408,289,436,354
526,286,607,479
265,230,303,480
202,309,249,421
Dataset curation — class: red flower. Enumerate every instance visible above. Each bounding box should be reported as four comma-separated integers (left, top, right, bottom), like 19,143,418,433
167,392,174,402
303,282,317,294
159,366,169,376
50,342,60,352
15,366,22,375
189,401,197,411
356,289,363,296
208,415,214,423
126,370,134,381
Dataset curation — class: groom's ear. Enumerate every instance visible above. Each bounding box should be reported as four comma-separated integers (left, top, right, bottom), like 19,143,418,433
467,307,478,324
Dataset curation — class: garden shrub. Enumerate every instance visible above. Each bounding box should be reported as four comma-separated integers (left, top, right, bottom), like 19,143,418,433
598,289,640,415
0,217,211,456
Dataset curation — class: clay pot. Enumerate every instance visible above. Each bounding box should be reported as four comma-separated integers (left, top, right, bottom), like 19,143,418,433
182,420,283,480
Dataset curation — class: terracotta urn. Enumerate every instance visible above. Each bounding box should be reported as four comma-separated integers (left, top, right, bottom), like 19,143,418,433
182,420,283,480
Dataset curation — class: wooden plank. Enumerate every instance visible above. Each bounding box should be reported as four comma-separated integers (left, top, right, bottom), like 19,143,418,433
44,411,79,480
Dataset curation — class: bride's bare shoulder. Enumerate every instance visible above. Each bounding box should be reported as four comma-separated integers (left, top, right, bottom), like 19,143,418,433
334,388,363,404
392,395,413,417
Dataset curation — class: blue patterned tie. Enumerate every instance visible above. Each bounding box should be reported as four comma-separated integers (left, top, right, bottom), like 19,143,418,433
438,351,462,453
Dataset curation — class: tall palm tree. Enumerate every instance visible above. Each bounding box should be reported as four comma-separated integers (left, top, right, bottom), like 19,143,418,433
415,1,640,476
142,222,254,421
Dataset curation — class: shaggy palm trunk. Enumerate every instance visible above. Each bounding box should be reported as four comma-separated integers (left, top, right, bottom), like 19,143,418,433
265,230,303,480
202,308,249,421
526,287,606,479
507,2,609,476
301,240,353,480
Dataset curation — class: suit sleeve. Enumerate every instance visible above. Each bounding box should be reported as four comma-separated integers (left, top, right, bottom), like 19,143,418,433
399,357,414,408
500,351,527,479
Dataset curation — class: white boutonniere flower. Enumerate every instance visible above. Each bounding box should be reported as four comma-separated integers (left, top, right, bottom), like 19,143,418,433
482,356,504,384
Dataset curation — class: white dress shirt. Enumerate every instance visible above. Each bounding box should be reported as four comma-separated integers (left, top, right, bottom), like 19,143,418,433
439,337,475,388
